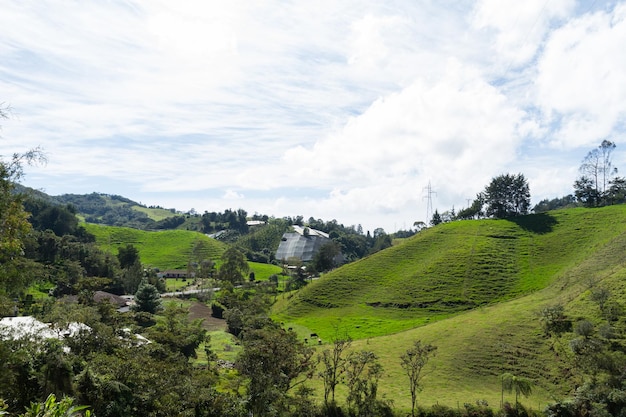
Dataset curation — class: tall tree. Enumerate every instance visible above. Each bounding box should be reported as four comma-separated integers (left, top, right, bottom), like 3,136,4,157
311,241,342,273
430,210,442,226
146,303,207,358
0,106,46,300
344,350,386,417
132,279,162,314
574,140,617,207
218,247,249,284
318,335,352,406
400,340,437,417
117,244,139,269
121,259,143,294
500,373,532,411
236,326,314,416
483,173,530,219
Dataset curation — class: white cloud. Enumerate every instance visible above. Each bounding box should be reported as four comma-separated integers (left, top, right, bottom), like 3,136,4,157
2,0,626,232
535,3,626,147
223,189,245,200
472,0,575,69
280,60,526,211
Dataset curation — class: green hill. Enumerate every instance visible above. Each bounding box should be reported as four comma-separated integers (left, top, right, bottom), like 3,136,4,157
83,223,227,270
272,206,626,409
82,223,283,279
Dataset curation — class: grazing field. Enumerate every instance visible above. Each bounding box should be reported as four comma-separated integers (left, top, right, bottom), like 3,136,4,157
83,223,282,280
83,223,227,269
271,205,626,410
247,262,283,281
273,207,626,340
131,205,178,221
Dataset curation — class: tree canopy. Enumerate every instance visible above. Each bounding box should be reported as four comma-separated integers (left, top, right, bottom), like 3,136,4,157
574,140,626,207
483,173,530,219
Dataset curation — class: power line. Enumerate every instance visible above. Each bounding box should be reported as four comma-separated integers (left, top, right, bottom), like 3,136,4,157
422,181,436,221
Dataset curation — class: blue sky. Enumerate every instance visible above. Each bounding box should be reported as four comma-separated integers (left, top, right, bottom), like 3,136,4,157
1,0,624,233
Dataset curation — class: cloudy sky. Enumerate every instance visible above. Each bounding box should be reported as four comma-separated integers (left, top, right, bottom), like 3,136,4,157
1,0,624,232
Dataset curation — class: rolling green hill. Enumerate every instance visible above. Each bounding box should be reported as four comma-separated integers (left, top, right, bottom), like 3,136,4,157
82,223,283,279
131,205,179,221
83,223,227,269
272,206,626,410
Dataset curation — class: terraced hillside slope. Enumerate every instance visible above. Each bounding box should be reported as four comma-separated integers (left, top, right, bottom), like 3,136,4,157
274,207,624,339
272,206,626,409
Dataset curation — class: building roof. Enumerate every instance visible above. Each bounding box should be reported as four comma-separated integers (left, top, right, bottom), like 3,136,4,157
0,316,57,339
275,226,331,262
0,316,90,341
94,291,129,307
246,220,266,226
291,225,330,238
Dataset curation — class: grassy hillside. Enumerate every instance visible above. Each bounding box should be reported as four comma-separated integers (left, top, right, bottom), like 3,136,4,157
83,223,227,269
272,206,626,410
273,207,625,340
131,205,178,221
82,223,283,279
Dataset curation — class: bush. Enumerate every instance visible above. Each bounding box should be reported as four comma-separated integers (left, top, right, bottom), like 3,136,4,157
423,404,460,417
225,308,244,338
211,302,225,319
501,402,542,417
463,401,494,417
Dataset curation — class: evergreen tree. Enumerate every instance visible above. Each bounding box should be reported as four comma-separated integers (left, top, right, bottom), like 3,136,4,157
430,209,442,226
132,279,161,314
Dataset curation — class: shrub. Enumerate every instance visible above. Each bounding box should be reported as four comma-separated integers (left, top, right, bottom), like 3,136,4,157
424,404,460,417
211,302,225,319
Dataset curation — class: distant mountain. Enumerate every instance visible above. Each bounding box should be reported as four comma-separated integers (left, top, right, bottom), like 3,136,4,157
17,185,185,230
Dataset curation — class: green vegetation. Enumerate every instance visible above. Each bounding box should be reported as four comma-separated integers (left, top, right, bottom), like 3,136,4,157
248,262,283,281
83,223,281,281
7,128,626,415
131,205,178,221
82,223,227,270
274,207,626,340
268,204,626,410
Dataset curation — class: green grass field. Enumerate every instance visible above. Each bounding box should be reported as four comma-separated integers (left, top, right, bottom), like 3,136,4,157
83,223,282,281
83,223,227,270
270,205,626,411
131,206,178,221
248,262,283,281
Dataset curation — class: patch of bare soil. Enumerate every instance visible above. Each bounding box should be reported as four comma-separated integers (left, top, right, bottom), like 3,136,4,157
188,301,227,331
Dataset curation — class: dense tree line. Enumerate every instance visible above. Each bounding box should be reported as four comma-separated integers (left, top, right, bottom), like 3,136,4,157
429,173,531,226
201,208,249,234
428,140,626,228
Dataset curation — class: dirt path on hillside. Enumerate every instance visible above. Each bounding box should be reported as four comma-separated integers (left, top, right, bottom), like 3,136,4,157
188,301,227,331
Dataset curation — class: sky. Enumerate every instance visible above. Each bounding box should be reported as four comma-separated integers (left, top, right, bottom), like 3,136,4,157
1,0,625,233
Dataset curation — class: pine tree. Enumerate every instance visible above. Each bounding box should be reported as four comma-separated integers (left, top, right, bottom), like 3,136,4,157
133,279,162,314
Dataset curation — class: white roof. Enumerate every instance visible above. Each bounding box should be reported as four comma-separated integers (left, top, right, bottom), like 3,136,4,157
292,225,329,238
0,316,91,341
246,220,266,226
0,316,57,340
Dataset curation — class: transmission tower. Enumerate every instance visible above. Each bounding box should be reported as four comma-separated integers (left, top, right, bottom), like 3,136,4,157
422,181,436,221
